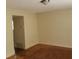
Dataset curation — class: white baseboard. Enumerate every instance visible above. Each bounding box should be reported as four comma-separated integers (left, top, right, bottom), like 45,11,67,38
39,42,72,48
25,42,39,49
6,52,15,58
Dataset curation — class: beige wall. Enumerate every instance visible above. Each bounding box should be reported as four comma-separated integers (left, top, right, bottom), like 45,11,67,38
37,9,72,48
6,10,15,58
6,9,39,57
24,13,39,49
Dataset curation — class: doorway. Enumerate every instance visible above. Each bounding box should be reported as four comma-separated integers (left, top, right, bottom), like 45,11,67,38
12,16,25,54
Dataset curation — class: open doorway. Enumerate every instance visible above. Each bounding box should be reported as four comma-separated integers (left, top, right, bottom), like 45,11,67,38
12,16,25,54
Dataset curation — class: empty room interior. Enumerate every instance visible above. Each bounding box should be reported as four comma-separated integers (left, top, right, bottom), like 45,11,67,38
6,0,72,59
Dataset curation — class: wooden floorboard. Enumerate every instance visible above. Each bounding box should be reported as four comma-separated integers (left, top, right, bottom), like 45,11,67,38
7,44,72,59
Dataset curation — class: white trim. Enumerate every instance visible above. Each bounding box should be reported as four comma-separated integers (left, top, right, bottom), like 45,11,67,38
39,42,72,48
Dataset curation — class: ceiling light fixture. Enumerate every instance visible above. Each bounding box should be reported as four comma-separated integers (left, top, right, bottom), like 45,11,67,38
40,0,50,5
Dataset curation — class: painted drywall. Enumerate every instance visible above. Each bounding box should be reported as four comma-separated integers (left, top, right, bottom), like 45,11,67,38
24,13,39,49
6,11,15,57
6,9,39,57
37,9,72,48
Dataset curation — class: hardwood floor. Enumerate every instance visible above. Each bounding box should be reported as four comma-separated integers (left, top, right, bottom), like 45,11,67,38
7,44,72,59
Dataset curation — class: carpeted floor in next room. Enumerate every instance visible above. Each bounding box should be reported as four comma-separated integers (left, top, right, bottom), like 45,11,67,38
8,44,72,59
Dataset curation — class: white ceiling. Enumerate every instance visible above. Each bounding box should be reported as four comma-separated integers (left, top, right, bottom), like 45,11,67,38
7,0,72,13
